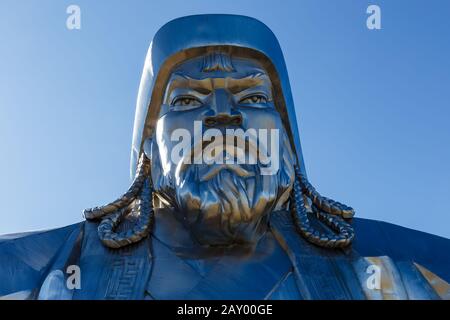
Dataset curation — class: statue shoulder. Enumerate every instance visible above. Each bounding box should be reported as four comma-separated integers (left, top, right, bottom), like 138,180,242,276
270,211,449,299
270,211,449,283
0,223,83,298
352,218,450,282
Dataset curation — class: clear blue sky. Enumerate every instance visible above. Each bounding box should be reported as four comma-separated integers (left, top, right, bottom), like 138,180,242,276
0,0,449,238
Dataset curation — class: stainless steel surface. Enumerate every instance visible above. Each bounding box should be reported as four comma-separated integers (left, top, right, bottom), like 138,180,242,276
130,14,307,179
0,14,448,300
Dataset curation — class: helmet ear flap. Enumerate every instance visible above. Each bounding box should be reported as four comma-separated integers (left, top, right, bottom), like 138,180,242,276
143,137,153,165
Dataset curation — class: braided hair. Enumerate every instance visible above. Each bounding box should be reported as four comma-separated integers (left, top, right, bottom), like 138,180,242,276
83,154,154,248
84,153,355,249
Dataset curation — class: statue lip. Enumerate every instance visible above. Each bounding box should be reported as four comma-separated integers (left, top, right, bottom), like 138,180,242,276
175,133,270,177
200,163,255,181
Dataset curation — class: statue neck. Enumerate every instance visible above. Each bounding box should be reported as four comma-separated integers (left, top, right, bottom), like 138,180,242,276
152,207,268,256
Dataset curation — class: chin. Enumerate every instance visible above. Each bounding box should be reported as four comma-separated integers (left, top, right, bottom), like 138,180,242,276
173,168,280,246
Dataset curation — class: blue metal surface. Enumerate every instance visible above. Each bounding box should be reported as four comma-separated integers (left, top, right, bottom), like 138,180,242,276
0,217,448,299
0,15,448,300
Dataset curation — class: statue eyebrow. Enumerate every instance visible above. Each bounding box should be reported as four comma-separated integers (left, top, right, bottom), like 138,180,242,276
227,73,270,94
166,72,270,96
166,74,212,95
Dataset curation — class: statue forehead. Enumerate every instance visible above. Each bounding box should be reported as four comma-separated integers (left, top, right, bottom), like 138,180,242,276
163,53,273,101
169,53,268,80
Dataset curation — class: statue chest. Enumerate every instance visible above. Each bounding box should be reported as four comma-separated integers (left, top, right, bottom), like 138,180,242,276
36,217,446,300
64,221,301,300
146,232,300,300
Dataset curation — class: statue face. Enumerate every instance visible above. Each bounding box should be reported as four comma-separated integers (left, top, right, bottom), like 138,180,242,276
151,52,295,246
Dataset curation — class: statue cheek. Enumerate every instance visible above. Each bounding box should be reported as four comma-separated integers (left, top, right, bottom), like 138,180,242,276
160,108,207,131
242,109,283,131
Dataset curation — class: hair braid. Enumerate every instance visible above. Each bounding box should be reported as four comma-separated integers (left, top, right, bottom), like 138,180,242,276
83,153,150,220
83,153,154,249
291,166,355,248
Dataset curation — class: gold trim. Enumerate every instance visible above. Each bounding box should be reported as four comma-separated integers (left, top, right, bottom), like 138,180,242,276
414,262,450,300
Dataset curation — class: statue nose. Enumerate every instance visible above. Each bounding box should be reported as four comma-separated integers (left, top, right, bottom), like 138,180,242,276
204,89,242,127
204,114,242,127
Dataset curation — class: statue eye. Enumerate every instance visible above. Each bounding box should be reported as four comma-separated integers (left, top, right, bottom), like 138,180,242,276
171,96,202,107
239,94,268,104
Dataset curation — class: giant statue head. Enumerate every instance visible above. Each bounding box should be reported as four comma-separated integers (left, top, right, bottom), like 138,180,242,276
84,15,355,250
